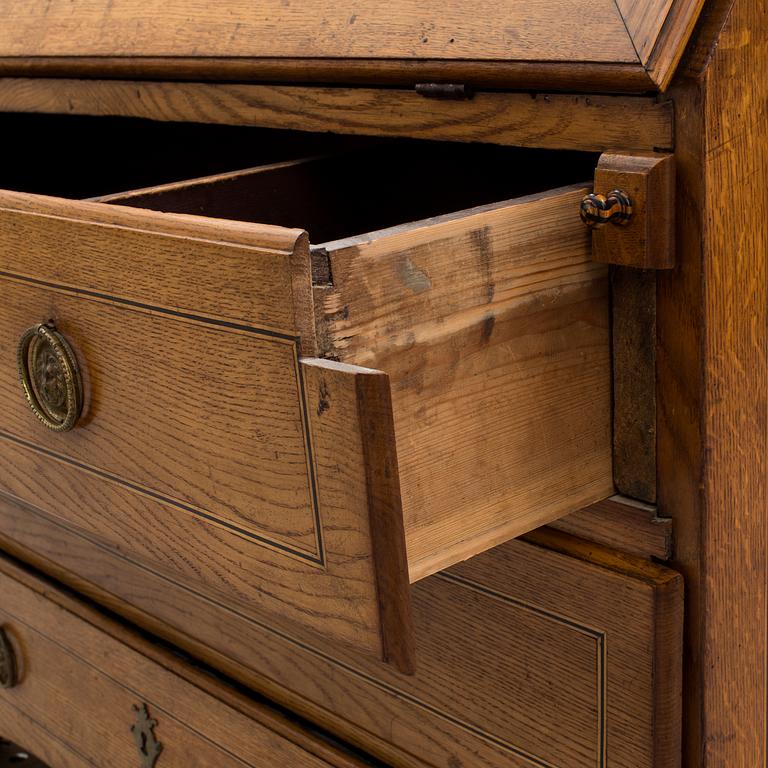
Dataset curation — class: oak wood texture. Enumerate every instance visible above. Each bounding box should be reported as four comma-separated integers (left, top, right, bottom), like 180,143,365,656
590,152,676,269
0,161,614,666
0,188,415,671
548,495,672,560
658,0,768,764
94,161,614,579
0,0,705,90
0,503,684,768
0,79,675,154
611,267,657,502
313,185,613,580
0,555,369,768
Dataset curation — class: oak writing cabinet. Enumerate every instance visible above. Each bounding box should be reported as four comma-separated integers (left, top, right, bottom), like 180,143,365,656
0,1,764,766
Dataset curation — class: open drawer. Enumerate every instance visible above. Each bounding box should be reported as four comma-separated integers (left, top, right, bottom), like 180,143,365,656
0,116,612,672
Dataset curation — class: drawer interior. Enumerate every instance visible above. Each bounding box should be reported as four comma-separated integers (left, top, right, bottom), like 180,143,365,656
0,114,612,669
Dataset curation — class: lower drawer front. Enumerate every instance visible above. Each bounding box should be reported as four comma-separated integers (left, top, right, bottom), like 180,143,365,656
0,500,684,768
0,556,366,768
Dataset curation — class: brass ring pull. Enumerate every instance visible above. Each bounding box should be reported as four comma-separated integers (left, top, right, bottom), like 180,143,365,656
0,627,18,689
17,323,83,432
580,189,633,228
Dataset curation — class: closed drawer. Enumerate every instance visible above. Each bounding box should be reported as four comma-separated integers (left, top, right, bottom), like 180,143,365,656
0,509,685,768
0,117,612,671
0,554,369,768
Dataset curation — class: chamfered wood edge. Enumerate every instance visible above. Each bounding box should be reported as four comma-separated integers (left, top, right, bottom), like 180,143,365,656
549,495,672,560
0,550,373,768
354,368,415,675
0,57,655,92
644,0,709,90
302,358,415,675
524,527,683,587
652,557,685,768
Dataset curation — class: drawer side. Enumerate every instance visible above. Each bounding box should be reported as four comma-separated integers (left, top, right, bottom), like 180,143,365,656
318,185,614,580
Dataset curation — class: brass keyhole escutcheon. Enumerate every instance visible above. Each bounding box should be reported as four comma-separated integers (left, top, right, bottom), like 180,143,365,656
17,323,83,432
131,703,163,768
0,628,18,689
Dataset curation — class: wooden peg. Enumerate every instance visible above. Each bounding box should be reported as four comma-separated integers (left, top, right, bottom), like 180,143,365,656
582,152,675,269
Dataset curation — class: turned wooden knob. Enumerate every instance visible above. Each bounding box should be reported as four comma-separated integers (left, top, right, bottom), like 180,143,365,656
580,190,633,228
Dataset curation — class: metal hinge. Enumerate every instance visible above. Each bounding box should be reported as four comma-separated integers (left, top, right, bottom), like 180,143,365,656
415,83,474,100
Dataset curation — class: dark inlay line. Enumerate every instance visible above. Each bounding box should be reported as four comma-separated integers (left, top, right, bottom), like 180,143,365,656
0,430,324,566
0,268,326,563
436,571,605,638
0,269,296,341
436,571,607,767
4,500,590,768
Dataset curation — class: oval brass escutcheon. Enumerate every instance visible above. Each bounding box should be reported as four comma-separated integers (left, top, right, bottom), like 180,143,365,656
0,628,18,689
17,323,83,432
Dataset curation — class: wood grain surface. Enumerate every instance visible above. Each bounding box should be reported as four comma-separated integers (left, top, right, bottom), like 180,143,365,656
0,501,684,768
0,0,707,90
658,0,768,764
611,267,658,503
0,189,416,670
0,79,675,153
591,152,676,269
0,57,656,93
317,185,613,579
0,554,370,768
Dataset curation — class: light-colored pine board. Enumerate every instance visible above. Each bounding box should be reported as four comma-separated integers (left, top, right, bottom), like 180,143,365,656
317,185,614,581
0,79,675,153
0,0,637,63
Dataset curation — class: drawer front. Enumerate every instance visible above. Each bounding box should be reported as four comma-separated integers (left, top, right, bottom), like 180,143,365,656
0,556,366,768
0,189,413,669
0,509,684,768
